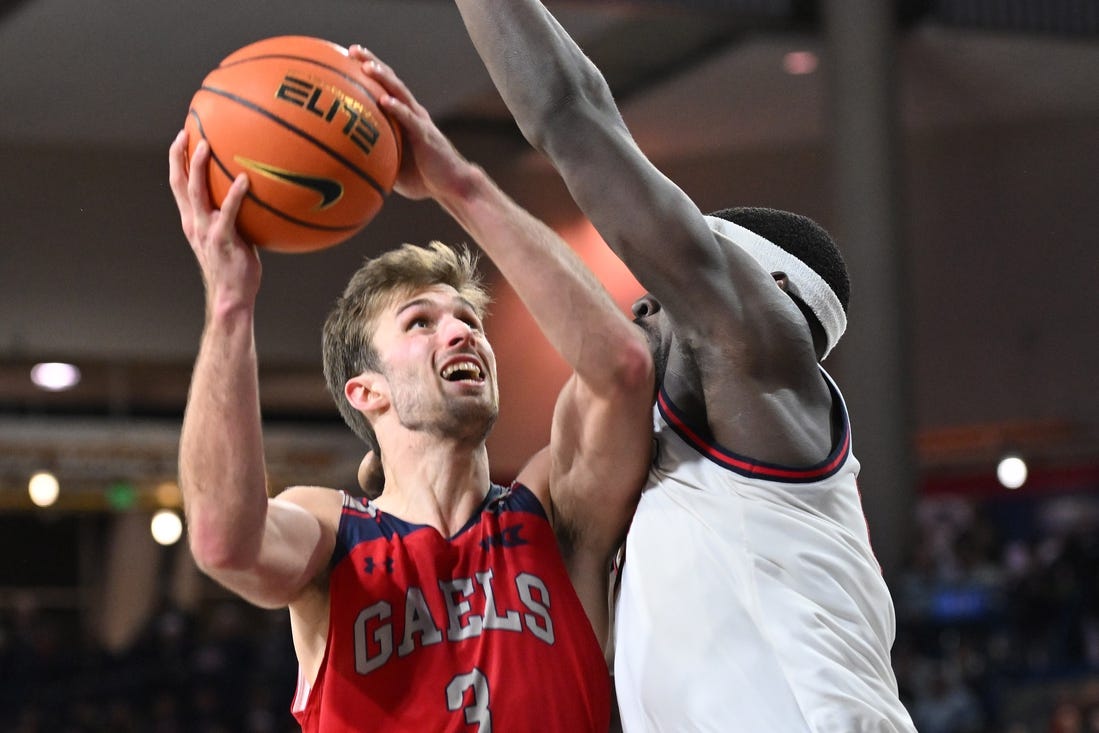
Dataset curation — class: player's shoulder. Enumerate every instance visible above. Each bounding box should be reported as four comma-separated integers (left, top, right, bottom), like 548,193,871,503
273,485,343,526
666,364,842,471
275,484,342,505
514,445,553,518
487,481,548,520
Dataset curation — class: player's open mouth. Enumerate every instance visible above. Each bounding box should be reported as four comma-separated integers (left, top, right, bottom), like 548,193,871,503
440,360,484,383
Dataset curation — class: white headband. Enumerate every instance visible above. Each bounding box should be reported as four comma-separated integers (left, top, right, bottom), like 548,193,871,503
704,215,847,359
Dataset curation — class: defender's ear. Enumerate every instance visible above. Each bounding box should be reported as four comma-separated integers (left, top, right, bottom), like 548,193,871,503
345,373,388,414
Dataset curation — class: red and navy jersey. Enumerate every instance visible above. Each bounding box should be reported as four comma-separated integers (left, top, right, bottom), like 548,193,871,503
292,483,610,732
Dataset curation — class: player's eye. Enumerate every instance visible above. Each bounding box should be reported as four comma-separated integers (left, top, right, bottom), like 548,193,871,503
458,310,483,331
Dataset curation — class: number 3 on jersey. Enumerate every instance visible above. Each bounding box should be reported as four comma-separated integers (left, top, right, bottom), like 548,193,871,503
447,668,492,732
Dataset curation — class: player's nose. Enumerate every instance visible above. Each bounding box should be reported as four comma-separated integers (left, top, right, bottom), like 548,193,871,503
442,315,475,347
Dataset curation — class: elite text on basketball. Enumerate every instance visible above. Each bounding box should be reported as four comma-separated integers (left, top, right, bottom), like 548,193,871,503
276,74,382,157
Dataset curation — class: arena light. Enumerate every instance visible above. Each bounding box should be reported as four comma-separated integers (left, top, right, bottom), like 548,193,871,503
28,471,60,507
151,509,184,546
106,481,137,511
996,455,1028,490
155,480,183,508
30,362,81,391
782,50,818,75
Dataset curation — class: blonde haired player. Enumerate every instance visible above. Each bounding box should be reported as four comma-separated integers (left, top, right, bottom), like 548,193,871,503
170,45,652,731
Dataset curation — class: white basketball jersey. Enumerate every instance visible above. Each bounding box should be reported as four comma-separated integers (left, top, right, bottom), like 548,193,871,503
613,372,916,732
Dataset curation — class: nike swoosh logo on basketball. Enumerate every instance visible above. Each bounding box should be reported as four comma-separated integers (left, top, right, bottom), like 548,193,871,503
235,156,344,210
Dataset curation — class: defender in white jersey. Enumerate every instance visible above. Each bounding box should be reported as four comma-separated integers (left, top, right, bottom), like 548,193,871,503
452,1,917,729
616,371,911,731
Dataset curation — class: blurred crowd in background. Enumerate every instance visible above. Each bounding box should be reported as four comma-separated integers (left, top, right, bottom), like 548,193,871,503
893,486,1099,732
2,482,1098,732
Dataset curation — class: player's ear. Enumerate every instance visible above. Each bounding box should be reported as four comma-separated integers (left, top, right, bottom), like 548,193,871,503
772,272,789,292
346,373,388,414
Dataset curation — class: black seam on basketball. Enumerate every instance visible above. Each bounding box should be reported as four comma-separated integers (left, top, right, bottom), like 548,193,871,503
215,53,403,149
197,84,389,199
188,108,361,234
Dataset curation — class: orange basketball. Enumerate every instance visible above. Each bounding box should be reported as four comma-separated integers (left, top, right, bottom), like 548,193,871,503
184,36,402,253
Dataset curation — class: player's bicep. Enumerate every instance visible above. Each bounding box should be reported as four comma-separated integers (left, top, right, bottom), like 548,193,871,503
548,374,652,554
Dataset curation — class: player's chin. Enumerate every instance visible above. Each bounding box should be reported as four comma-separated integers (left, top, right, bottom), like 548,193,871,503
445,401,499,442
442,378,490,399
442,380,495,407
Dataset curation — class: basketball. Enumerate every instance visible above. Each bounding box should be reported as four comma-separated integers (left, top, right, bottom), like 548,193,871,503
184,36,402,253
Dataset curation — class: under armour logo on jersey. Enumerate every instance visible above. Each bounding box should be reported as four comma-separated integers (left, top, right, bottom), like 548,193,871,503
480,524,529,551
363,556,395,575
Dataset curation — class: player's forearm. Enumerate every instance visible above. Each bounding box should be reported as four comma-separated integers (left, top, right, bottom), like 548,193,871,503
455,0,712,308
455,0,624,157
179,308,270,573
438,163,650,394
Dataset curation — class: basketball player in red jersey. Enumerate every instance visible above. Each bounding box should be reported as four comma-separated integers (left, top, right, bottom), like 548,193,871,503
167,47,653,731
